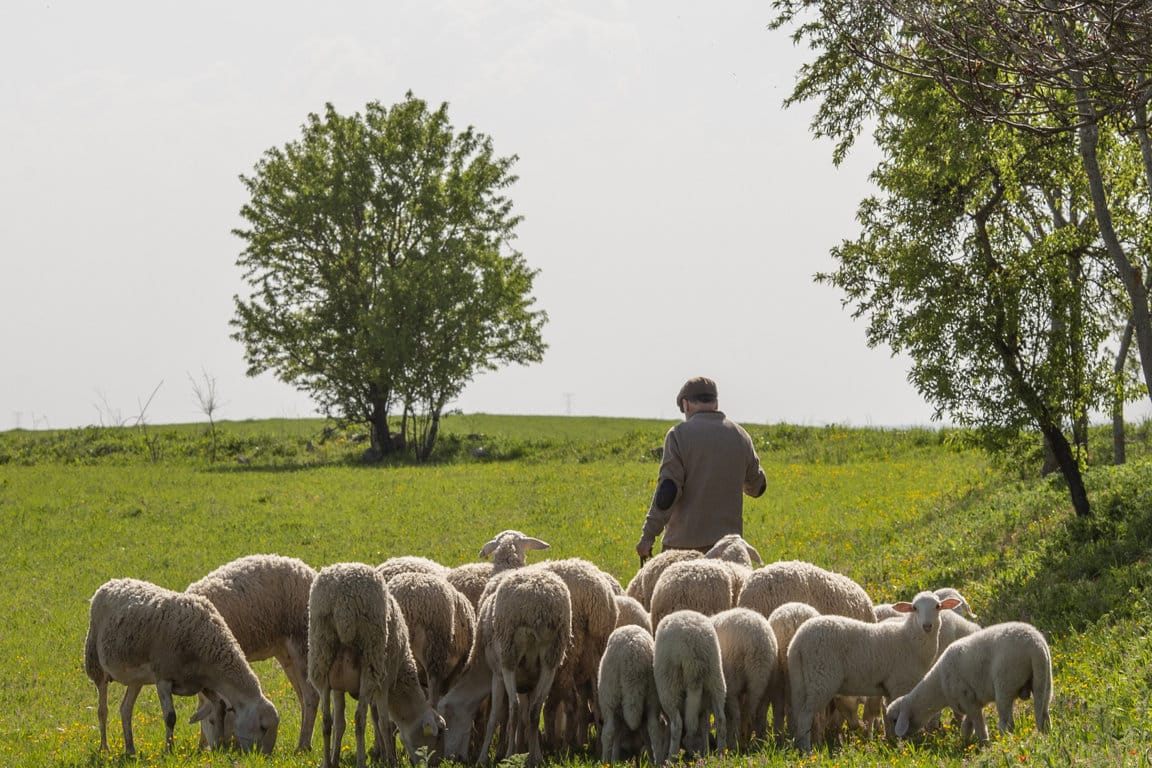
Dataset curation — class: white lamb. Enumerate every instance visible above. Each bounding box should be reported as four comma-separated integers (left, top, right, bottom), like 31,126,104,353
625,549,702,610
787,590,962,751
185,553,317,751
439,565,572,768
387,571,477,706
766,601,820,743
479,529,551,575
710,607,779,751
307,562,443,768
377,555,451,582
614,594,653,634
653,610,728,758
704,533,763,567
737,560,875,624
597,624,667,765
886,621,1053,745
649,558,735,630
84,577,280,756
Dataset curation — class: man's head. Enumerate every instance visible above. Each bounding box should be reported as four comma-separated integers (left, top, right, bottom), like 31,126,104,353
676,376,718,414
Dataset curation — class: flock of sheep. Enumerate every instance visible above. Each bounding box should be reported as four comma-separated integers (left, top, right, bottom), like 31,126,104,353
83,530,1054,767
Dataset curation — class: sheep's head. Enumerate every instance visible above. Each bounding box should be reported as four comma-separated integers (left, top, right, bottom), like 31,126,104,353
703,534,762,566
479,530,550,572
231,696,279,754
892,591,961,633
885,695,924,739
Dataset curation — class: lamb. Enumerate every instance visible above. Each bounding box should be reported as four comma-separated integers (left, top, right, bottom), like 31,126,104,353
377,555,451,582
387,571,477,706
439,565,572,767
787,590,962,751
84,578,279,757
766,601,820,743
447,561,494,611
886,622,1053,744
479,529,551,575
614,594,653,634
710,607,779,751
875,587,976,624
597,625,667,765
653,610,728,758
307,562,443,768
649,558,736,630
536,557,619,753
185,553,317,751
625,549,702,610
704,533,763,568
736,560,875,624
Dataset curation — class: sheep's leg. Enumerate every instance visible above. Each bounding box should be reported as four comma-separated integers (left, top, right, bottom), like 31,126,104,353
666,707,684,759
119,683,142,757
377,694,397,766
277,641,319,751
769,679,787,746
995,688,1017,736
966,707,990,744
318,685,334,768
523,665,557,768
95,678,109,752
154,680,179,752
332,691,348,768
645,697,668,766
600,711,617,764
478,671,507,766
353,675,371,768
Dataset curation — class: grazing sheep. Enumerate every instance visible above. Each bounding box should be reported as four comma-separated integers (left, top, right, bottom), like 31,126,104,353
788,591,962,751
654,610,728,758
598,625,667,765
886,622,1053,744
447,561,494,611
649,558,736,630
704,533,763,568
377,555,451,582
536,557,619,754
440,565,572,768
766,601,820,743
625,549,702,610
711,607,779,751
185,553,317,751
614,594,653,634
84,578,279,757
737,560,875,624
387,571,477,706
307,563,443,768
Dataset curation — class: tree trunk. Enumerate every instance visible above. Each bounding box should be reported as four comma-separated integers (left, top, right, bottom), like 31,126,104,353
1041,422,1091,518
418,409,441,462
367,384,395,460
1113,316,1135,465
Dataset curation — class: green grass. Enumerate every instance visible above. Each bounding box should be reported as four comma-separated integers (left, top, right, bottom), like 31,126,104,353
1,416,1151,766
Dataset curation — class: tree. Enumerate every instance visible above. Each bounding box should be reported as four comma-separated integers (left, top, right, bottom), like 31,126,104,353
818,74,1114,516
771,0,1152,412
231,94,546,459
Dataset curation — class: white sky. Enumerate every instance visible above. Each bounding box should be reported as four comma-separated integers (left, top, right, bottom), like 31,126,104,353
1,0,946,431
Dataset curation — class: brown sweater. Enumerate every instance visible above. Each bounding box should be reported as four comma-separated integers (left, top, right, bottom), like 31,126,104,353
640,410,766,549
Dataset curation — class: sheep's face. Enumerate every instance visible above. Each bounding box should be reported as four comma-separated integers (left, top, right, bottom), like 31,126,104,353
892,592,962,633
400,708,446,763
886,697,922,739
234,698,279,754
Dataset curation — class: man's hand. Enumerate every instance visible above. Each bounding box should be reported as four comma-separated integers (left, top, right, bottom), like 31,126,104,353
636,538,653,564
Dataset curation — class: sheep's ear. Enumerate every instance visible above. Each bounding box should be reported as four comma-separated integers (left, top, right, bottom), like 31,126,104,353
892,602,914,613
190,700,213,724
479,539,500,559
518,536,550,551
744,542,763,564
894,708,911,738
939,598,962,611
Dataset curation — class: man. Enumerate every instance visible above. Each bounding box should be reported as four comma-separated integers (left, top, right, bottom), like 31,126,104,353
636,376,767,560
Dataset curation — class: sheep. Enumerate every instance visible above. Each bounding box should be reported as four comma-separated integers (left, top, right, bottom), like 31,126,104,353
764,601,818,743
704,533,763,568
787,590,962,751
710,607,779,751
875,587,976,624
307,562,443,768
535,557,619,754
614,594,653,634
736,560,875,624
649,558,736,630
886,622,1053,745
439,565,572,768
185,553,317,752
387,571,477,706
479,529,551,575
653,610,728,758
377,555,451,582
84,578,279,757
597,625,667,765
625,549,702,610
447,561,494,611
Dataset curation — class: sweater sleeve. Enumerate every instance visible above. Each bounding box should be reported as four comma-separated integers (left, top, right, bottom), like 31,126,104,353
640,429,683,542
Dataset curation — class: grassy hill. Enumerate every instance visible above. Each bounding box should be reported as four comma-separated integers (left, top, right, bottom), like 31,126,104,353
1,416,1150,766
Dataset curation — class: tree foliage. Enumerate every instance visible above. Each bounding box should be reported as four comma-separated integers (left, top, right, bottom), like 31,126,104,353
231,94,546,460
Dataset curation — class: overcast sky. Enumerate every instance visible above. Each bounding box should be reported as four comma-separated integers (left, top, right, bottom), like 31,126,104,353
1,0,952,431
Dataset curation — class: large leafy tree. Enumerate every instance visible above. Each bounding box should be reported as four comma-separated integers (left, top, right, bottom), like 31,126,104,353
232,94,546,459
819,75,1115,516
771,0,1152,412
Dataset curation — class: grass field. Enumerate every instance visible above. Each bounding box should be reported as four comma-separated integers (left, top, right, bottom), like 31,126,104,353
2,415,1151,767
